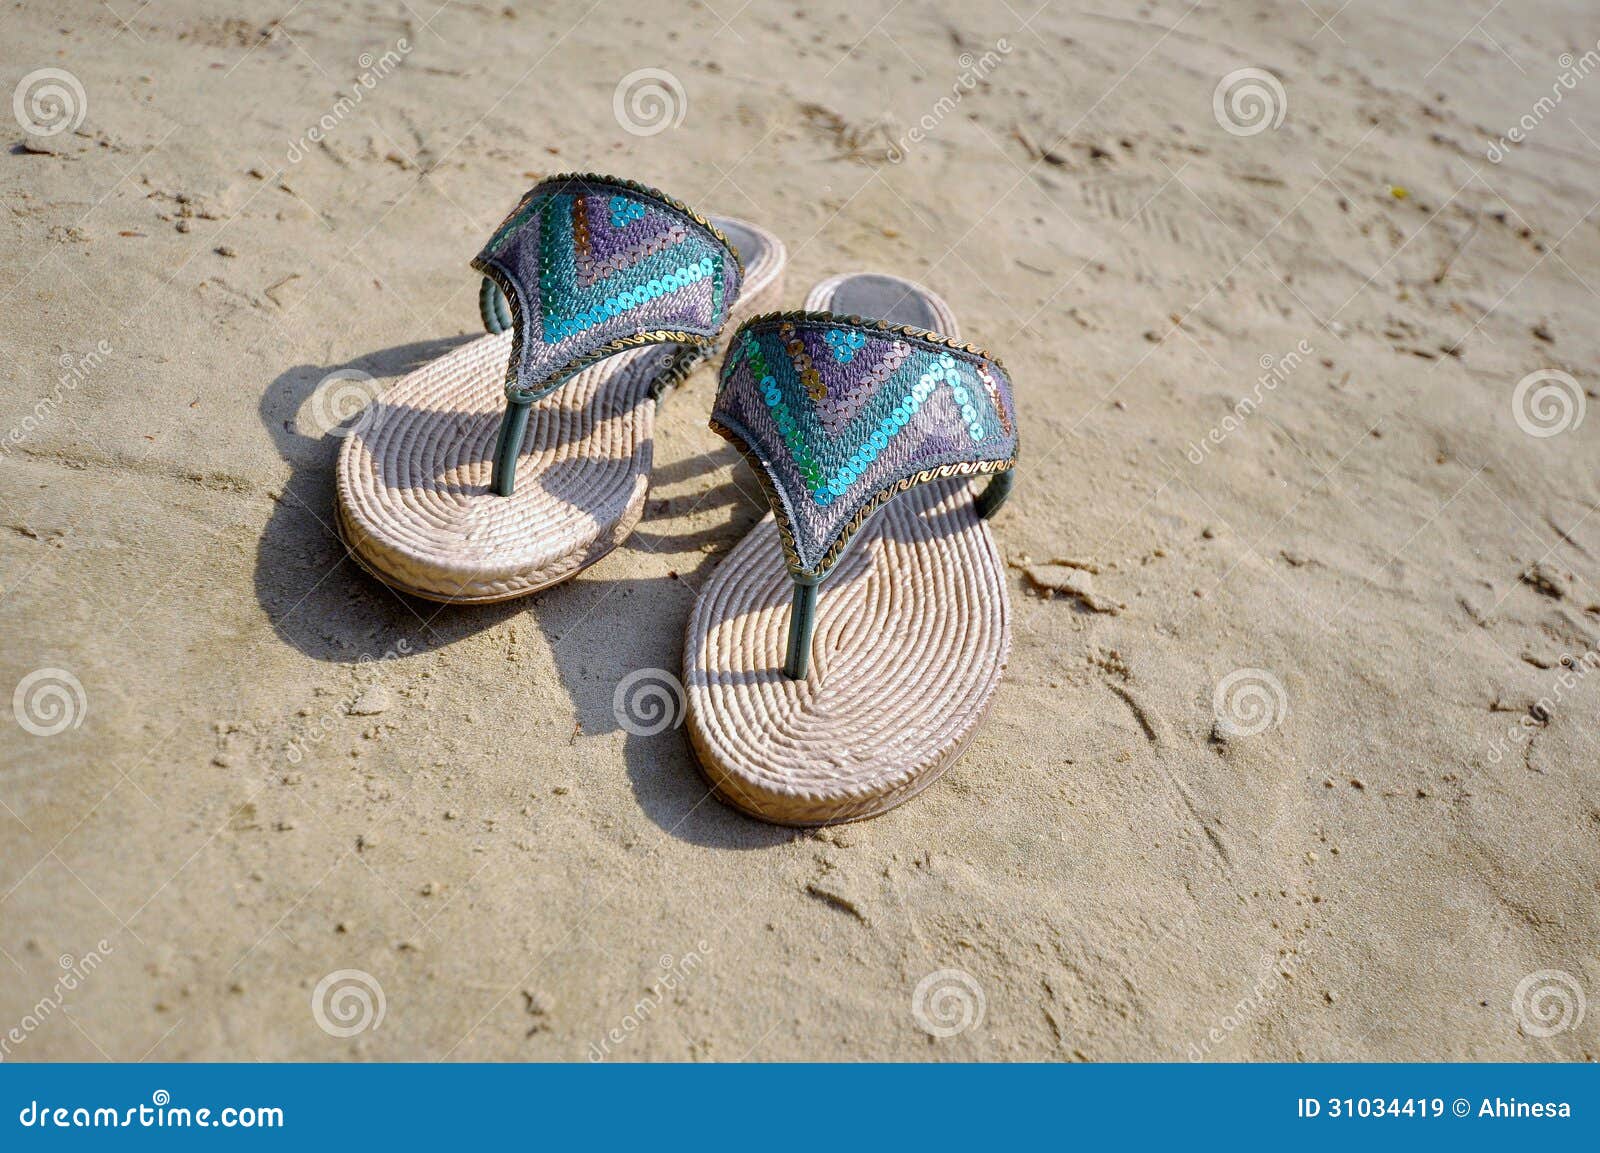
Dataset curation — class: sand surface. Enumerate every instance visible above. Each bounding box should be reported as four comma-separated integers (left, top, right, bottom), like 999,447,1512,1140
2,0,1597,1060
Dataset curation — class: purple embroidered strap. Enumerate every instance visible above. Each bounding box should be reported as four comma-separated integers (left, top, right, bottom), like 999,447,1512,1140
472,173,744,403
710,312,1018,580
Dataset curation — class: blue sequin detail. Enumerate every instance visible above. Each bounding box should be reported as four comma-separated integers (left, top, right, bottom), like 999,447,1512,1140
823,329,867,363
541,254,718,343
610,196,647,228
810,352,990,503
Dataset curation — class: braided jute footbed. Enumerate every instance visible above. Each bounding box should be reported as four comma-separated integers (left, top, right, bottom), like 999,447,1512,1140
335,215,785,603
684,276,1012,826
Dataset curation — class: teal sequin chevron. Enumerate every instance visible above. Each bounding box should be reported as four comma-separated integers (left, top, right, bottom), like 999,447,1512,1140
711,313,1018,580
472,174,744,402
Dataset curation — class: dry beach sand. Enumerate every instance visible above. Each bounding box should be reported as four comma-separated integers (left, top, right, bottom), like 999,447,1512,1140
2,0,1598,1060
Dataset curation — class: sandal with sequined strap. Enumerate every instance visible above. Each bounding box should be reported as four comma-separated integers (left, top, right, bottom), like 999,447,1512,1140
335,173,786,603
684,273,1017,825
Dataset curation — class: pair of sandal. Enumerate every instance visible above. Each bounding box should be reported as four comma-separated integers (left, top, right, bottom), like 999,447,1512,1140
334,174,1018,826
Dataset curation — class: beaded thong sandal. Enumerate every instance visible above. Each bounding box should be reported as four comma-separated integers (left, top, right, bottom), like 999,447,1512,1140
335,173,785,602
684,274,1017,825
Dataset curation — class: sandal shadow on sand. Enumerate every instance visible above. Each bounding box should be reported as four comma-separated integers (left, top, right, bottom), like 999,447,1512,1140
335,173,785,603
685,274,1018,825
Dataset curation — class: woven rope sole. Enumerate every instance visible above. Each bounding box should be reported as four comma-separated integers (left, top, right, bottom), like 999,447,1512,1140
334,216,785,603
684,481,1010,825
683,274,1011,825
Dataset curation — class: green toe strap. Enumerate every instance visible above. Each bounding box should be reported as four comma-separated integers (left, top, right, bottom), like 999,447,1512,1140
480,277,512,335
974,467,1014,520
784,580,820,680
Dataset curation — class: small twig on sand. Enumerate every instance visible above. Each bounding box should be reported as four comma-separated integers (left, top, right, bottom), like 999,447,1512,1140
1432,216,1479,284
264,272,301,308
1012,120,1070,166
